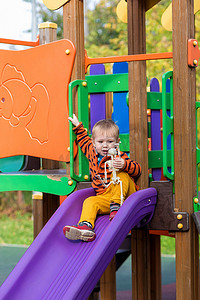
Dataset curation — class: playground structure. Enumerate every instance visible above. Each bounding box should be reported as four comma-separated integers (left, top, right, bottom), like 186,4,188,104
0,0,199,299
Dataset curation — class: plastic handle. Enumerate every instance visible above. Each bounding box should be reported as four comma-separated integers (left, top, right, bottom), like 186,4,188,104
68,80,90,182
162,71,174,180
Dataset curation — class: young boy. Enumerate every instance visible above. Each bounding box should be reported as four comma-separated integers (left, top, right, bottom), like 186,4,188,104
63,114,141,242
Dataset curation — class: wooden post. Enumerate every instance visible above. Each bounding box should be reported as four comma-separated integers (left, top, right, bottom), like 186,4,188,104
172,0,199,299
149,234,161,300
38,22,57,44
63,2,109,298
100,257,116,300
63,0,85,177
35,22,60,231
127,0,153,299
63,2,116,298
63,0,85,81
32,192,43,239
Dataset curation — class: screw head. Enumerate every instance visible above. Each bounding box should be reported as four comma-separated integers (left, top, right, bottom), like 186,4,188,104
193,59,198,65
82,81,87,87
177,223,183,230
177,214,183,220
67,147,70,152
84,175,89,180
194,197,199,204
65,49,70,55
193,40,198,47
68,180,73,186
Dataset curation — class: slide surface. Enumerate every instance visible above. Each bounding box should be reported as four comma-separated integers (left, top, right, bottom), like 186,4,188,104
0,187,157,300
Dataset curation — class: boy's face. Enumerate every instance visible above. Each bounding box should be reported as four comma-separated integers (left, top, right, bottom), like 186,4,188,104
92,129,119,156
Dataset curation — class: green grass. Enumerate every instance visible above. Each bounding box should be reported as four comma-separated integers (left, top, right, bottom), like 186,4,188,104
0,211,33,246
161,236,175,256
0,209,177,254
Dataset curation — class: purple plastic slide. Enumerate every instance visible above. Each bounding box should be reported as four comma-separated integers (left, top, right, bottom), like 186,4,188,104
0,187,157,300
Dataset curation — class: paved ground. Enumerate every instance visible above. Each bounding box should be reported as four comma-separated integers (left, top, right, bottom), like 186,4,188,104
0,244,176,299
116,254,176,299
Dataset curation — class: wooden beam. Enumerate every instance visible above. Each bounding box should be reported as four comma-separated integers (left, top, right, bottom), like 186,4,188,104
100,257,116,300
63,2,116,299
63,0,85,177
131,229,151,299
35,23,60,231
38,22,57,44
172,0,199,299
127,1,153,299
149,234,161,300
63,0,85,81
32,192,43,238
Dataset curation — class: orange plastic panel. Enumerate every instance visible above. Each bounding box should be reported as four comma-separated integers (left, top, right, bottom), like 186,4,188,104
0,39,76,161
188,39,200,67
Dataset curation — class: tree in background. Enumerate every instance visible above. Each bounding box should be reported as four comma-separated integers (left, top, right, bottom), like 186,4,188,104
37,1,63,39
38,0,173,76
85,0,127,61
85,0,173,77
26,1,200,187
146,0,172,82
37,0,200,90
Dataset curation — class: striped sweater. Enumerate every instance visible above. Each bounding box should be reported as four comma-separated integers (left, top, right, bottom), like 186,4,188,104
73,122,141,195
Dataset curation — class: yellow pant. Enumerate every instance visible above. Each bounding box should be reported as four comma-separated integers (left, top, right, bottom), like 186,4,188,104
79,171,136,228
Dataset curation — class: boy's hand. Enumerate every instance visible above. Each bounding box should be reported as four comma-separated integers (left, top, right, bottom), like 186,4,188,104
68,114,80,127
113,157,125,170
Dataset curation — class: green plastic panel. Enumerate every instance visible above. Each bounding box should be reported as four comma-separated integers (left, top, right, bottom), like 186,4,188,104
197,148,200,165
162,71,174,180
86,73,128,93
0,174,76,195
68,80,90,182
148,150,172,169
127,90,171,110
68,73,174,182
147,92,170,110
193,198,200,213
195,101,200,208
148,122,151,138
119,134,130,152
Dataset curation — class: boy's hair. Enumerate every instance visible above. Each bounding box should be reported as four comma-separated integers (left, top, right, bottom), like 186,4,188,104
92,119,119,139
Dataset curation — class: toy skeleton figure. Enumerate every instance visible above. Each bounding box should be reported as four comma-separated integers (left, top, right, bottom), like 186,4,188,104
104,143,124,206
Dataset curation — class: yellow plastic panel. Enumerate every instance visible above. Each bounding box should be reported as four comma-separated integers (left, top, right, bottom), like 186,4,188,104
42,0,70,10
161,0,200,31
116,0,127,23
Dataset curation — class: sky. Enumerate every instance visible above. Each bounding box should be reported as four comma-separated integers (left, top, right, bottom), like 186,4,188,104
0,0,42,50
0,0,99,50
